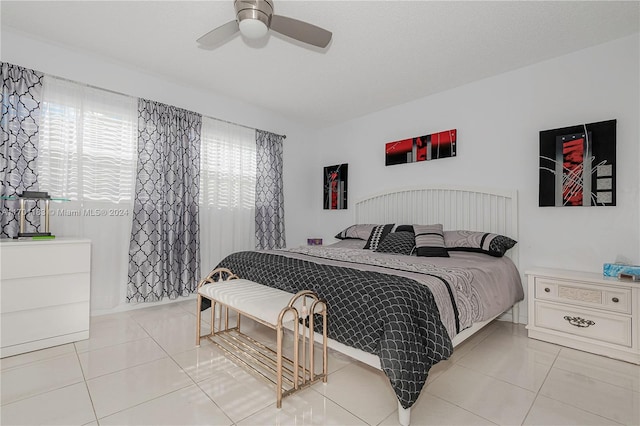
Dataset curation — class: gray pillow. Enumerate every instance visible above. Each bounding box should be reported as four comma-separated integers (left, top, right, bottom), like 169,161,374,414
414,224,449,257
335,224,377,240
444,230,517,257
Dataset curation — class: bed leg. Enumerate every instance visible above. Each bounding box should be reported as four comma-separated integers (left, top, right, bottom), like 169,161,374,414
398,402,411,426
512,302,520,324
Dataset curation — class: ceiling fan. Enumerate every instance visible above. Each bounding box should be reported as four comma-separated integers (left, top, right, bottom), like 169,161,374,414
197,0,332,49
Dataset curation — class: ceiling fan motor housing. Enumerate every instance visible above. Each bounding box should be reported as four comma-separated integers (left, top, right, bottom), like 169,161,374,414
235,0,274,28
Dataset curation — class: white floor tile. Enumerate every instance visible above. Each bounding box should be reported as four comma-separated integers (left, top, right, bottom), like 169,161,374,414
379,393,495,426
311,362,397,426
479,323,562,355
425,359,454,385
237,387,368,425
171,343,242,383
523,395,621,425
540,367,640,425
142,312,210,355
175,298,199,314
89,311,133,325
78,337,168,379
456,333,556,391
426,364,536,425
198,365,276,422
86,357,193,419
99,384,232,425
74,316,149,353
447,321,498,363
0,352,84,405
0,343,76,371
554,347,640,392
0,382,95,426
130,303,196,328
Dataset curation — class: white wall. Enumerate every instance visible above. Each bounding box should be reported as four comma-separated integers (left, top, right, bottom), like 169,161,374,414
308,34,640,322
1,28,314,311
4,28,639,322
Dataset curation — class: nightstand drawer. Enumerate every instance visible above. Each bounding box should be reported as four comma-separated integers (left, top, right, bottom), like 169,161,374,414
534,301,632,347
535,278,631,314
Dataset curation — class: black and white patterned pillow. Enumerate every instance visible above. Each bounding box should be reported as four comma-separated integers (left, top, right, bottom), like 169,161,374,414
444,230,517,257
363,224,395,250
414,224,449,257
375,231,416,256
335,224,377,240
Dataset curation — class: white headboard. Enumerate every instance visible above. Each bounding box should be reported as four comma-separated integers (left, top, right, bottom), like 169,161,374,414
355,185,519,265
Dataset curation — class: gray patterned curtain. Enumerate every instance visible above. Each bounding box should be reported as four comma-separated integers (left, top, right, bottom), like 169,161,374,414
0,63,43,238
255,130,286,249
128,99,201,302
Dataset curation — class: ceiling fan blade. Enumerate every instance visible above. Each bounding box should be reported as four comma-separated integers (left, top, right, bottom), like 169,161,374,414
270,15,332,48
197,20,240,48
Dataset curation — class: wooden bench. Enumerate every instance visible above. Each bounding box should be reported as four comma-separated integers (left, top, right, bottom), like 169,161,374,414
196,268,328,408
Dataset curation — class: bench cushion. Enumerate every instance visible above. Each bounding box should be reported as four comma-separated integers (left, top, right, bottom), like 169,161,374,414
198,279,295,326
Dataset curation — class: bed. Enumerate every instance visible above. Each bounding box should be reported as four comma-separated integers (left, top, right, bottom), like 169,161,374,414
211,186,523,425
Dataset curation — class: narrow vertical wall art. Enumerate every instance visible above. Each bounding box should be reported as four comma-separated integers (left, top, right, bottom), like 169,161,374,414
539,119,616,207
323,164,348,209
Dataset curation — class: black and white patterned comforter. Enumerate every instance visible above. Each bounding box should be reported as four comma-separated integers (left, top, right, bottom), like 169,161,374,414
210,246,523,409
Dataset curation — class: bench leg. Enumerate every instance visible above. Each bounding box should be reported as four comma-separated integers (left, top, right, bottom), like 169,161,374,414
211,301,216,333
276,325,283,409
323,308,328,383
196,295,202,346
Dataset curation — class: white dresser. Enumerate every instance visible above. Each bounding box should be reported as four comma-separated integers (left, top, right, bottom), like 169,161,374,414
0,238,91,358
526,268,639,364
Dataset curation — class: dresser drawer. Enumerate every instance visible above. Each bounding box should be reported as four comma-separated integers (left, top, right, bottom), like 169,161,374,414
535,278,631,314
534,301,632,347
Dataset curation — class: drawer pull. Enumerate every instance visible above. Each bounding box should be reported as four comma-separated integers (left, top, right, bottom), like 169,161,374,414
544,287,551,293
612,297,619,303
563,315,595,328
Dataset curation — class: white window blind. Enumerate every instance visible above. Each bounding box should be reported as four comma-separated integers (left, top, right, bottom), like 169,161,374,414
39,76,137,202
200,117,256,208
200,117,256,275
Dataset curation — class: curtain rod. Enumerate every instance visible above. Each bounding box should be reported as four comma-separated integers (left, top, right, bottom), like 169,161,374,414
47,74,287,140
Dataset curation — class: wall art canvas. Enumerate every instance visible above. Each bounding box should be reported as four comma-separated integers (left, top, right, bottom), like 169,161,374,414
323,164,348,210
539,119,616,207
385,129,457,166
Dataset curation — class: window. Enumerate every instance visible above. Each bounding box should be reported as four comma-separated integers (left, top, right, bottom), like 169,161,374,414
39,76,137,203
200,117,256,209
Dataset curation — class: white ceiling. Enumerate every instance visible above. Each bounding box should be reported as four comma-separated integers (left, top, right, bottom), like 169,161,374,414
2,1,639,127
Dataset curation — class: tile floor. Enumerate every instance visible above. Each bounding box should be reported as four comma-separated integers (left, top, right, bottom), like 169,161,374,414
1,299,639,426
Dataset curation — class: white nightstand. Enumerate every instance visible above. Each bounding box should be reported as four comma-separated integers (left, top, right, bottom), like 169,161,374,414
526,268,639,364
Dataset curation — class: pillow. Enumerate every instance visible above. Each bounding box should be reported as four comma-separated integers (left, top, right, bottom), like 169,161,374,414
394,225,414,233
444,230,517,257
375,231,416,256
335,224,377,240
363,224,395,250
414,224,449,257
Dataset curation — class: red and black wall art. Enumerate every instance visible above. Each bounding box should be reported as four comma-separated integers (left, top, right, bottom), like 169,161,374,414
385,129,457,166
323,164,348,210
539,119,616,207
